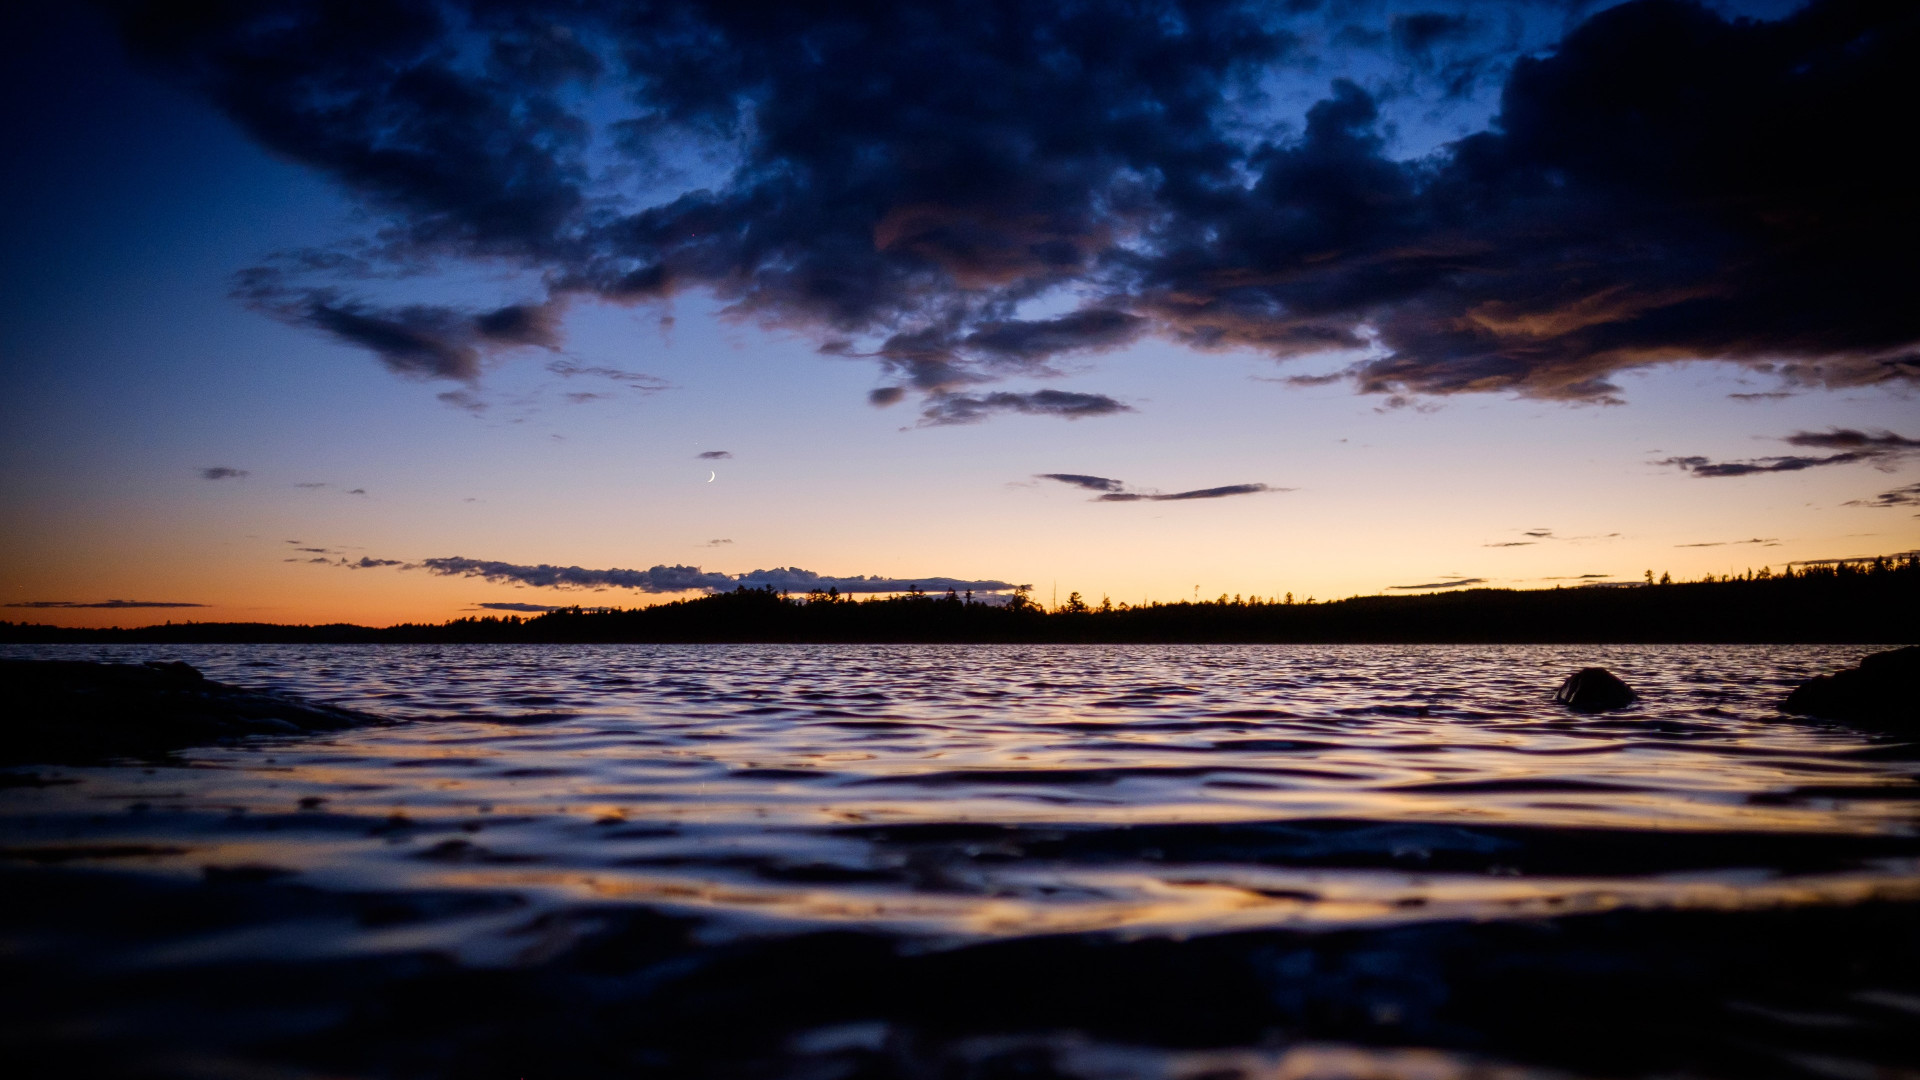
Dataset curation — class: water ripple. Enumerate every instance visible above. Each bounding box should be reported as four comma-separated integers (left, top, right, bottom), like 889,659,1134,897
2,643,1916,943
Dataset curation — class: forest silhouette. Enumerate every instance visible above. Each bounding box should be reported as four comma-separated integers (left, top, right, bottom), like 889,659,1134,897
5,556,1913,644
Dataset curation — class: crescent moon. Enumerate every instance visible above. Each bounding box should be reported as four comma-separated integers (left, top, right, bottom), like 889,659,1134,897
707,471,716,483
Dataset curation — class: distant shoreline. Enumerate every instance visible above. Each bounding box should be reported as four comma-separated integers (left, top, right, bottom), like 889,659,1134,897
5,557,1914,645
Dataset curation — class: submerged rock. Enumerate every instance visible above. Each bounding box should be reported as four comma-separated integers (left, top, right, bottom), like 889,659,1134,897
0,659,385,764
1554,668,1636,712
1782,646,1920,730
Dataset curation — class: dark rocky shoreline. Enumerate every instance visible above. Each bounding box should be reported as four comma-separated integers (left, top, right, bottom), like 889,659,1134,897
0,659,385,765
1782,646,1920,732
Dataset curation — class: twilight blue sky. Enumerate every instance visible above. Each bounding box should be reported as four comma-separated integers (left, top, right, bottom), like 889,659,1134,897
2,0,1914,625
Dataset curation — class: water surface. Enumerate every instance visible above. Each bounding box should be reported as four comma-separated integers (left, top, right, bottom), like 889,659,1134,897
4,644,1917,1078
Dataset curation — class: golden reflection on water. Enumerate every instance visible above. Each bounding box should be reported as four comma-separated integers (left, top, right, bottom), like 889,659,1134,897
1043,1040,1573,1080
397,858,1920,941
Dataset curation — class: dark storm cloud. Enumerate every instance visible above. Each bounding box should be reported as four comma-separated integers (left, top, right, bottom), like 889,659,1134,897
1387,577,1486,590
200,467,247,480
962,311,1148,362
418,556,1013,594
696,450,732,460
114,1,1920,413
1390,12,1479,60
5,599,207,609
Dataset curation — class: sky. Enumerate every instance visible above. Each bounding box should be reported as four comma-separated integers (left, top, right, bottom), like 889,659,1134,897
2,0,1915,628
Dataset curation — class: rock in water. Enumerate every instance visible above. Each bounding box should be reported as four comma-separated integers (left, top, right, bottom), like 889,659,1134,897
1554,668,1636,712
1782,646,1920,730
0,659,386,765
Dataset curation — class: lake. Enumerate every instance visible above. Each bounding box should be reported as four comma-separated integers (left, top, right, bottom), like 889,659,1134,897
3,643,1917,1078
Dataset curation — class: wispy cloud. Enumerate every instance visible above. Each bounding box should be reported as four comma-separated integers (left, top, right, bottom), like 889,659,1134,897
1038,473,1126,493
413,557,1016,595
437,389,488,414
1102,484,1274,502
233,284,567,385
1485,528,1613,548
1038,474,1281,502
1846,482,1920,511
200,467,248,481
1790,550,1920,567
547,359,669,394
1484,528,1619,550
1785,430,1920,451
697,450,733,460
1386,577,1486,591
1659,452,1874,477
1675,538,1780,548
920,390,1130,426
309,549,1012,594
303,556,405,569
1280,371,1348,388
294,482,368,495
475,602,565,613
5,599,207,609
1660,429,1920,477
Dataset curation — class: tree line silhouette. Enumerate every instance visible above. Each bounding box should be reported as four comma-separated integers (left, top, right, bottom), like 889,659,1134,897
4,556,1913,644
